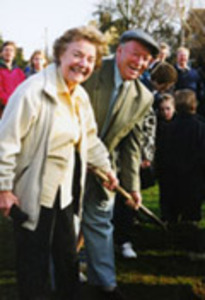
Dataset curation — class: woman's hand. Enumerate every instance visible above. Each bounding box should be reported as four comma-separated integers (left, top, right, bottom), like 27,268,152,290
0,191,19,217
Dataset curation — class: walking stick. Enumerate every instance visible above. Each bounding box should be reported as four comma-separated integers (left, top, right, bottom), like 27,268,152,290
92,167,167,230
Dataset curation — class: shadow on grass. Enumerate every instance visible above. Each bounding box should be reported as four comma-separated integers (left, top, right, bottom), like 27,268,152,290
0,284,18,300
74,282,203,300
117,252,205,277
120,282,202,300
131,222,205,253
0,281,204,300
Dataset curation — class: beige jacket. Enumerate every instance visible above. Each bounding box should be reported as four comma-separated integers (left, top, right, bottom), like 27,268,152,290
84,57,154,192
0,63,111,230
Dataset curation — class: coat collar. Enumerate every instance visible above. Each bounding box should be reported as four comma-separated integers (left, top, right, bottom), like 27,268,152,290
42,63,86,105
43,63,59,101
99,56,115,89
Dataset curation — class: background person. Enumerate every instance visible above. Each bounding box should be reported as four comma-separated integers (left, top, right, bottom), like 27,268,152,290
155,89,205,224
140,42,171,90
113,64,177,260
150,61,178,112
0,41,25,116
174,46,204,115
0,26,117,300
24,50,48,77
154,93,176,221
157,93,176,122
113,107,157,260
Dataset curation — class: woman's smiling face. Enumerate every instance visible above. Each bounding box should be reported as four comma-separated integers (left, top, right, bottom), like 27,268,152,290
59,39,96,91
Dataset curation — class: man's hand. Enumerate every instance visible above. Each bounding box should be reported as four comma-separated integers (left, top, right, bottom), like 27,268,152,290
125,191,142,210
141,159,151,169
0,191,19,217
103,170,118,191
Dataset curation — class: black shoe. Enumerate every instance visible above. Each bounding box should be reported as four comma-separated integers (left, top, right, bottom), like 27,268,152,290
101,287,127,300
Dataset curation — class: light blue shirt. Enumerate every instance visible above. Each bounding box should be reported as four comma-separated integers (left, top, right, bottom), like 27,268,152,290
100,61,130,138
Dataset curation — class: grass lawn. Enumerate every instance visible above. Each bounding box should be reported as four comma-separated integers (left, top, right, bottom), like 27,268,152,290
115,184,205,300
1,184,205,299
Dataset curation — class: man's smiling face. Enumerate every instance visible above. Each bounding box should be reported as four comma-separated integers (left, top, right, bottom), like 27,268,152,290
116,40,152,81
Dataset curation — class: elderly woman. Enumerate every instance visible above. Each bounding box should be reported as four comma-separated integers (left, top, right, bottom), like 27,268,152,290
0,26,117,300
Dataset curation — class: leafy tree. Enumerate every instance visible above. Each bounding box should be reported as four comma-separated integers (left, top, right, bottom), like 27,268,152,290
15,47,27,69
0,34,3,50
92,0,181,53
184,8,205,67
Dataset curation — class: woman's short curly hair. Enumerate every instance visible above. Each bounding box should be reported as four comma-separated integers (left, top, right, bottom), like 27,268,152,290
53,26,107,69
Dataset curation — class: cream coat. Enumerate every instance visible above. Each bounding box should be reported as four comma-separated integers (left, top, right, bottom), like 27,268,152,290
0,64,111,230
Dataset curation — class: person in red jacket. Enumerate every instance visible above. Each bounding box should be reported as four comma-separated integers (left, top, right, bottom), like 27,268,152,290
0,41,25,116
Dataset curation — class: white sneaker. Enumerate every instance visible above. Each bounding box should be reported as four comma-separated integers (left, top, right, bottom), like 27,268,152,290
121,242,137,258
188,252,205,261
79,271,87,282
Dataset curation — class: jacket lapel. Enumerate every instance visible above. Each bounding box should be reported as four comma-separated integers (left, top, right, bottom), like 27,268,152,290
104,79,152,150
112,82,130,115
93,59,115,134
105,81,139,136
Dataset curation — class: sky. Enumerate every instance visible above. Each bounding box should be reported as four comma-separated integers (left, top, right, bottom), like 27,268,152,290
0,0,101,60
1,0,204,61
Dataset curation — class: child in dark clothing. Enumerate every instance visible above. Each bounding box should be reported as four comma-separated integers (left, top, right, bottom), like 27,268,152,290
158,93,176,122
155,94,176,221
156,89,205,223
150,62,178,112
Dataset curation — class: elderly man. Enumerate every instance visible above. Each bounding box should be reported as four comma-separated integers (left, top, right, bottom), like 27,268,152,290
82,29,159,300
174,47,204,112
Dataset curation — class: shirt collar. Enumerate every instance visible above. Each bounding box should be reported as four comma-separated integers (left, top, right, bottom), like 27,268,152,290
114,60,124,90
56,66,70,95
176,64,190,71
56,66,85,105
114,60,131,90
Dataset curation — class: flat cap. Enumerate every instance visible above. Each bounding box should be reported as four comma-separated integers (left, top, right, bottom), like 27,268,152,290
120,29,160,57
